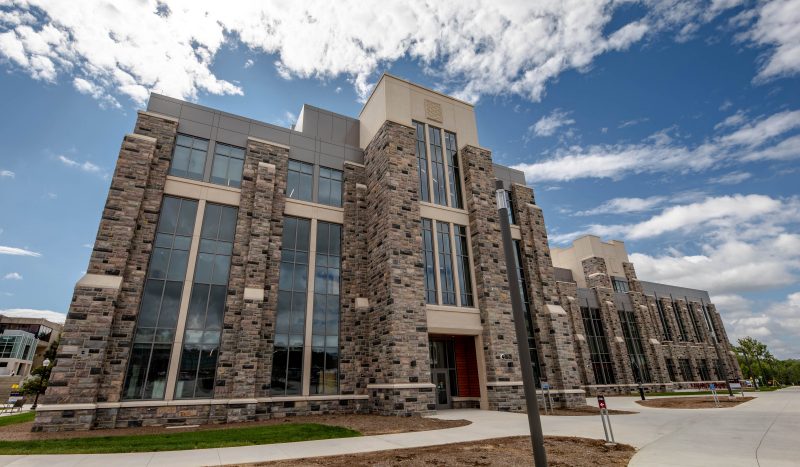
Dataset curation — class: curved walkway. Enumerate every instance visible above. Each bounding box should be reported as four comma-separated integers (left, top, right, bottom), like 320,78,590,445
0,388,796,466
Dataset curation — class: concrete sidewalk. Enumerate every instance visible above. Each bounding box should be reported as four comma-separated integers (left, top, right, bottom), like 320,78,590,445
0,388,796,466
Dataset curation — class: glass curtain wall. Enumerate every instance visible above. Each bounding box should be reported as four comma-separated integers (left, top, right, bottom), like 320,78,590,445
311,222,341,394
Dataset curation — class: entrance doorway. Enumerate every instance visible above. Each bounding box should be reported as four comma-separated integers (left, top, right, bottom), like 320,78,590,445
429,337,457,409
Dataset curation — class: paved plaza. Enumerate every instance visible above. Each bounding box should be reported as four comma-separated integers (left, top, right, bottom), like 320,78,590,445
0,388,796,466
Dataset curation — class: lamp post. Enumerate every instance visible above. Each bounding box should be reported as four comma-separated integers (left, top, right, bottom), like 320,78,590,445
495,181,548,467
30,358,51,410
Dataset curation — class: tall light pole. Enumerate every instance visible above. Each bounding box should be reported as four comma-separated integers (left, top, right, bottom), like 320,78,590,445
496,180,548,467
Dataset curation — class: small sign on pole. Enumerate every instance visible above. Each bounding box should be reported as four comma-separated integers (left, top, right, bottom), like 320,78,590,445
597,395,616,445
540,382,553,414
729,379,743,396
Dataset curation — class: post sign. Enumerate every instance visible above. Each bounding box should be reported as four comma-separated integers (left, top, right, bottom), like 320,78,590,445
709,383,716,390
729,382,742,390
597,395,606,409
541,382,550,390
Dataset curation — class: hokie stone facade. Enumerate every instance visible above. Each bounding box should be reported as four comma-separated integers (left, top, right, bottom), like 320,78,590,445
35,74,740,431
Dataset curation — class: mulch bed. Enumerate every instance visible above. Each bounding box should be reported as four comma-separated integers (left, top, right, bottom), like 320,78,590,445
542,406,637,416
636,396,754,409
241,436,635,466
0,414,470,441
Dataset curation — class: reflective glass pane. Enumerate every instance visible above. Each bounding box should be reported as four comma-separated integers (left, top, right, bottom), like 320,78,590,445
206,285,226,330
201,204,221,239
210,155,228,185
167,249,189,281
158,197,180,234
219,206,237,242
157,281,182,329
186,284,209,330
148,248,170,279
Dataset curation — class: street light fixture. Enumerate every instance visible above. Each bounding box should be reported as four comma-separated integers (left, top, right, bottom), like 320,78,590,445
30,358,52,410
495,180,548,467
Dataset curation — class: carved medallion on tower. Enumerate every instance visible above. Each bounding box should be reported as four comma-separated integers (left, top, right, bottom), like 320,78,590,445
424,99,443,123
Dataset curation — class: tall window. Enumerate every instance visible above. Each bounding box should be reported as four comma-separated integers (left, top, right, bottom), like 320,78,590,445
500,190,516,225
618,307,651,383
436,221,456,305
679,358,693,381
698,359,711,381
655,299,673,341
581,305,616,385
428,125,447,205
665,358,677,382
454,226,473,307
124,197,197,400
714,359,725,380
514,240,542,387
686,301,704,342
414,121,430,203
210,143,245,188
672,301,689,342
175,203,236,399
271,217,311,395
286,160,313,202
311,222,341,395
318,167,343,207
421,219,437,304
170,135,208,180
612,278,629,293
444,131,463,209
701,305,719,343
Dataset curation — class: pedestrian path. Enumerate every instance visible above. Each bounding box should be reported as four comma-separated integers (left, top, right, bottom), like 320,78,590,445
0,389,796,466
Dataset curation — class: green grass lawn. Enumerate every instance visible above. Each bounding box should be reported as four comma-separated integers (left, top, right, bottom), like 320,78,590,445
0,423,361,455
0,411,35,427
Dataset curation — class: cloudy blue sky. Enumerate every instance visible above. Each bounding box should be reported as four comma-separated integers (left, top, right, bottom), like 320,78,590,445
0,1,798,357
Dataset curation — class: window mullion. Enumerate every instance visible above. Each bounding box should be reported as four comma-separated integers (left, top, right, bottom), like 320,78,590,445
431,220,442,305
449,222,461,307
302,218,318,397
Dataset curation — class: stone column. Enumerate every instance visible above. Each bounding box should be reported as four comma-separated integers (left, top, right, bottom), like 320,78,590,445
555,281,594,388
583,257,613,289
460,145,526,411
511,184,583,407
628,293,670,386
36,114,174,431
339,161,369,398
362,121,434,415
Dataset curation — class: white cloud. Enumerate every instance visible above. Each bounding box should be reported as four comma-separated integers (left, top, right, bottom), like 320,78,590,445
714,110,747,130
57,154,105,177
709,170,752,184
738,0,800,82
715,292,800,359
530,109,575,137
574,191,705,216
244,59,254,69
0,0,754,107
274,111,296,129
618,117,649,129
3,272,22,280
0,308,65,323
0,169,13,178
0,245,41,257
513,109,800,182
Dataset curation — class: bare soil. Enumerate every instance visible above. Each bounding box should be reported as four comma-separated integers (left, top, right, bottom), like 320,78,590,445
636,396,754,409
239,436,635,467
0,414,470,441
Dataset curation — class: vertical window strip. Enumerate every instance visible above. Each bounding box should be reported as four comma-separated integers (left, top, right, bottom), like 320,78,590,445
428,126,447,206
123,197,198,400
311,221,341,395
665,358,677,382
672,301,689,342
175,203,236,399
421,219,437,304
679,358,693,381
698,359,711,381
581,305,616,385
271,217,311,395
686,301,704,342
655,299,673,341
210,143,245,188
444,131,463,209
514,240,542,387
618,307,651,383
414,121,430,203
286,160,314,202
701,304,719,343
318,167,343,207
436,221,456,305
454,225,473,307
503,190,516,225
170,134,209,181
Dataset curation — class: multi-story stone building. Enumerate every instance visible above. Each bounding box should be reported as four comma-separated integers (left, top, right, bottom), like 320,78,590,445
551,236,741,394
34,74,740,431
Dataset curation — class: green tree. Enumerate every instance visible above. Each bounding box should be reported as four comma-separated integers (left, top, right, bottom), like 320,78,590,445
21,339,58,409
